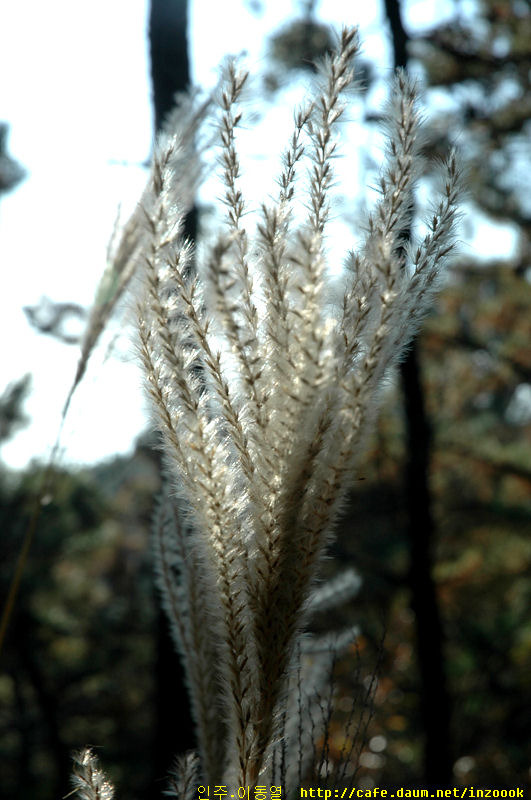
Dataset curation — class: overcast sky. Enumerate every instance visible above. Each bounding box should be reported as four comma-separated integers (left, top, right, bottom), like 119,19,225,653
0,0,518,471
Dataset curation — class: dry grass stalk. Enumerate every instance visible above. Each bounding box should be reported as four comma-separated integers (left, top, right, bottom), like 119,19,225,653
73,25,461,798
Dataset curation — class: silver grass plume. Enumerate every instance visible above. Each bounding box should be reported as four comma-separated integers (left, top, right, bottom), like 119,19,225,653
70,748,114,800
130,24,460,795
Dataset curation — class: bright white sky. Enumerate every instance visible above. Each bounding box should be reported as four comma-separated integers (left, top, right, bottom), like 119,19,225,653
0,0,519,470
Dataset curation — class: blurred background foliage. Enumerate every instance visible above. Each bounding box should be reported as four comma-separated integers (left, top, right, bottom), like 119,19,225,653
0,432,161,798
1,0,530,797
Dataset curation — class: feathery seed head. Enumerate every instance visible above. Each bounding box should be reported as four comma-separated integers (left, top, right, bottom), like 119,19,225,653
71,749,115,800
132,24,461,792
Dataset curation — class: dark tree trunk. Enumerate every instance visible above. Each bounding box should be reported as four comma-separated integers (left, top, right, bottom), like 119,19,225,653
400,345,452,787
148,0,196,791
383,0,452,787
149,0,198,241
149,0,191,133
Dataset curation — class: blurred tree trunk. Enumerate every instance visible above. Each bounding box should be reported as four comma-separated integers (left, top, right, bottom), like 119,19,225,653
149,0,197,241
384,0,452,787
148,0,196,790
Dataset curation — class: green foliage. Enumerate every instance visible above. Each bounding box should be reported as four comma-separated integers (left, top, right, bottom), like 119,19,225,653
0,375,31,446
320,262,531,787
0,448,159,800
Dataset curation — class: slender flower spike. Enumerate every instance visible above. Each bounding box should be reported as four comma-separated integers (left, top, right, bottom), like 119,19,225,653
70,749,115,800
131,25,460,795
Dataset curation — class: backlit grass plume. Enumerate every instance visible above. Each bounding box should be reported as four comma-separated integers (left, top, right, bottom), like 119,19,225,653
75,26,461,799
71,748,115,800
